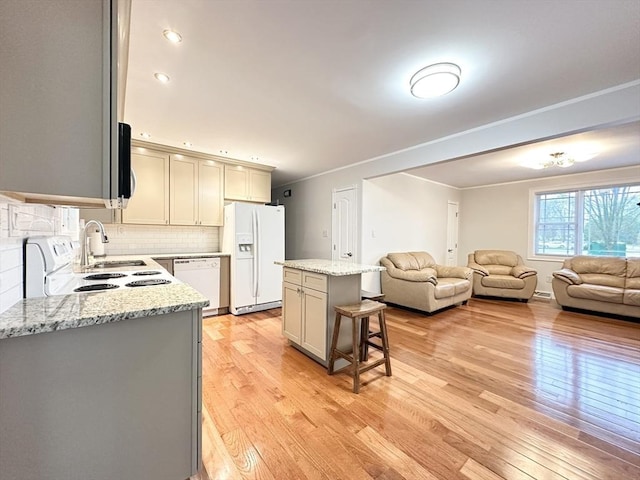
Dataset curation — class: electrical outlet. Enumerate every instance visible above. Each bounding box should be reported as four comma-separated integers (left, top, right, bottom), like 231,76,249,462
546,275,552,283
322,229,328,238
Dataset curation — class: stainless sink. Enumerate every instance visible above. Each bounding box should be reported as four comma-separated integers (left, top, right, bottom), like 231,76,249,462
90,260,147,268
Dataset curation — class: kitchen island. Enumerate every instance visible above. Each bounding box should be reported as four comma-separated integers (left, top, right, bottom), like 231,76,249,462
275,259,385,367
0,260,208,480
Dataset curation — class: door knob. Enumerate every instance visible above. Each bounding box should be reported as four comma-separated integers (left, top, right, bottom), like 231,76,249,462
346,252,353,257
447,249,453,253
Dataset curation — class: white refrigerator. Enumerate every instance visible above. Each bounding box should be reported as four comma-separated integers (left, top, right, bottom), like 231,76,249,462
222,202,285,315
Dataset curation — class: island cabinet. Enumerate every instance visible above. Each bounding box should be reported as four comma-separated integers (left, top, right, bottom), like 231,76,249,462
282,268,330,359
280,263,381,367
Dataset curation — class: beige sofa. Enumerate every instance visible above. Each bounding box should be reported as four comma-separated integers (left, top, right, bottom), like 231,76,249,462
380,252,472,314
467,250,538,301
552,256,640,318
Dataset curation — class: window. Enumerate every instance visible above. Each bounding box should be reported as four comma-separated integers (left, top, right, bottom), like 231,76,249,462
534,184,640,257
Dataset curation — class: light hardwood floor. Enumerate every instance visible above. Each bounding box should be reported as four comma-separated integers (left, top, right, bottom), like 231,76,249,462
191,298,640,480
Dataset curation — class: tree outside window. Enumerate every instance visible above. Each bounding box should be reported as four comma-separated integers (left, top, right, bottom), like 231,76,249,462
534,184,640,257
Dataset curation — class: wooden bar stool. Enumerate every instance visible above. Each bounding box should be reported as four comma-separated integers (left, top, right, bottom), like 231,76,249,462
360,291,385,362
328,299,392,393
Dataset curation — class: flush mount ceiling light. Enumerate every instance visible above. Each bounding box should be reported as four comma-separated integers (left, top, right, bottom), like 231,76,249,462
154,72,170,83
410,62,461,98
162,29,182,43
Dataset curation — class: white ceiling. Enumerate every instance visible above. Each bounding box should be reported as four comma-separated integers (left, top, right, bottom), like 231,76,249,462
124,0,640,188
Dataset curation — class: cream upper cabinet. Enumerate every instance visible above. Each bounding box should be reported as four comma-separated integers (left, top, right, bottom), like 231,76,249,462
170,156,198,225
198,161,224,226
170,156,223,226
224,165,271,203
249,169,272,203
122,149,170,225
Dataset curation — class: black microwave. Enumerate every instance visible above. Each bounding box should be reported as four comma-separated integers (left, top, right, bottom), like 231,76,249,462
105,122,132,209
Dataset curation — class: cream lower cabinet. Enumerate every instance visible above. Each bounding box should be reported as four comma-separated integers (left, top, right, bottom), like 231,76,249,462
122,149,170,225
170,156,223,226
282,268,328,360
224,165,271,203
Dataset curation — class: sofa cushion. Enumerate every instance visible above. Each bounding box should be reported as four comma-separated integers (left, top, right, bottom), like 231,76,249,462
481,274,525,290
626,258,640,290
387,252,435,271
475,250,518,267
386,267,437,284
436,265,472,280
566,284,624,304
485,265,515,275
623,289,640,306
569,256,626,288
410,251,437,269
434,278,471,299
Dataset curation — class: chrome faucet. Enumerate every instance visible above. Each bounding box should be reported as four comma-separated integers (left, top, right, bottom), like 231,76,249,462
81,220,109,268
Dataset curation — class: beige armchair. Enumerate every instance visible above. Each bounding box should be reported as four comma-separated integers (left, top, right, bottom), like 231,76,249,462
467,250,537,301
380,252,472,314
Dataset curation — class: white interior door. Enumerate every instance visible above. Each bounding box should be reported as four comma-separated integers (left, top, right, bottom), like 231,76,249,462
446,201,459,266
332,186,357,262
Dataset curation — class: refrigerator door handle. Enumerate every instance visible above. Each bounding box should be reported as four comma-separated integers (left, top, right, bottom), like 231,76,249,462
252,209,260,298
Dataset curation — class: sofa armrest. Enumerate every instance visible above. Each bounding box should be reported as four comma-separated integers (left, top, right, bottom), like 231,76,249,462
552,268,582,285
384,267,438,285
436,265,472,280
512,265,537,279
467,262,489,276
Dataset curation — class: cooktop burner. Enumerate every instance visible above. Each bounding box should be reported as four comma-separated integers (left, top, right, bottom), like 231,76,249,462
125,279,172,287
132,271,162,276
74,283,120,292
84,273,127,281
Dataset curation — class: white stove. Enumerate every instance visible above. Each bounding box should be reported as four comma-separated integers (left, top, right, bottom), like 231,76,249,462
24,236,176,298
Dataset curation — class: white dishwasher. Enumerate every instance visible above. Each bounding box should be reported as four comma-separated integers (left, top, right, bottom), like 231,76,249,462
173,258,221,316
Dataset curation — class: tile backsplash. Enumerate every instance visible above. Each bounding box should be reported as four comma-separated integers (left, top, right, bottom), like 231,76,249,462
0,195,79,314
1,194,222,314
101,224,220,255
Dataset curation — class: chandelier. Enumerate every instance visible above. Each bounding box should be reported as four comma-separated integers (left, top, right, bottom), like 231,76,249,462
526,151,576,170
543,152,575,168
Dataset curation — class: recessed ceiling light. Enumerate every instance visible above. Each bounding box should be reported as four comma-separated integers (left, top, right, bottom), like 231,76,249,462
410,62,461,98
183,141,192,147
140,132,151,139
154,72,170,83
162,29,182,44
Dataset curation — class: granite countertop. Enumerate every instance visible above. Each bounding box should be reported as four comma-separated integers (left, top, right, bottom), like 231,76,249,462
0,255,209,340
275,259,386,276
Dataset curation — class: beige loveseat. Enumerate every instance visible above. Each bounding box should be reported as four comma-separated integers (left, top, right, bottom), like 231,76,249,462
552,256,640,318
467,250,538,301
380,252,472,314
